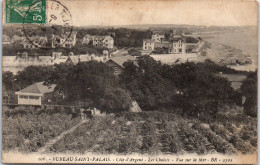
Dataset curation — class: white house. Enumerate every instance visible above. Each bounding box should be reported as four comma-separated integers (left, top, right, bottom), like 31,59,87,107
82,34,114,49
152,33,165,42
52,32,77,48
15,82,56,106
92,35,114,49
22,36,48,49
143,39,155,51
102,36,114,49
38,56,53,63
169,38,187,54
65,54,106,65
52,52,63,59
53,56,68,64
82,34,93,44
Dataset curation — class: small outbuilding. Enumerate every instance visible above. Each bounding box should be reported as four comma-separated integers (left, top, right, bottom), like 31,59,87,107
105,55,136,75
15,82,56,106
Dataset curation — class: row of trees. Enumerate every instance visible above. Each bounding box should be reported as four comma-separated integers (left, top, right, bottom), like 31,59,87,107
119,57,239,117
3,57,257,117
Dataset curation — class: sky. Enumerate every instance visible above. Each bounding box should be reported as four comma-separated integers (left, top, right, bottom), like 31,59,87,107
59,0,258,27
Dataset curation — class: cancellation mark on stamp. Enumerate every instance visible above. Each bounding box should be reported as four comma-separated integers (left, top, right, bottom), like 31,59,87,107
22,0,73,49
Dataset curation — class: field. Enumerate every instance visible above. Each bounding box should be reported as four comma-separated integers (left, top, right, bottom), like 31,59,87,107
2,106,81,153
2,106,257,155
46,111,257,155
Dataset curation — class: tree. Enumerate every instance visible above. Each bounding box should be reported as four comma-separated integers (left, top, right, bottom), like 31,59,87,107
169,62,235,116
99,87,132,113
119,56,176,110
241,71,257,117
120,57,236,116
182,72,235,116
48,61,132,112
3,71,14,91
14,65,54,90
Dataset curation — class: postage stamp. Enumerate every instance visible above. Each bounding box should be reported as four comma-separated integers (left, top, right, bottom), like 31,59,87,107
6,0,46,24
22,0,73,49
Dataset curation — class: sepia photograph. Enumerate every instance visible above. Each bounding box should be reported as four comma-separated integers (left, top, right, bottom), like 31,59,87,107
1,0,258,164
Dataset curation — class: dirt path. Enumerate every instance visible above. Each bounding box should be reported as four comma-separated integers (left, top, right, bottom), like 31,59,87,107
38,119,87,153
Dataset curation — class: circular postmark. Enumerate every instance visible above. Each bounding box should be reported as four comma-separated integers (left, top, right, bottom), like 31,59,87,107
23,0,73,49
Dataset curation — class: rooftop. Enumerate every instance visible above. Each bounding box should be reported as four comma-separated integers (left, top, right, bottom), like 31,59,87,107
143,39,155,43
53,31,77,39
38,56,52,60
53,56,68,64
218,74,247,90
152,31,165,35
79,55,91,62
15,82,56,95
106,55,136,68
68,56,79,65
93,35,106,39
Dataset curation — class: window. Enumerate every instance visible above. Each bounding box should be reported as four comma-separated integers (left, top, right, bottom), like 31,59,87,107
29,96,39,99
113,66,118,73
145,46,147,49
20,95,28,99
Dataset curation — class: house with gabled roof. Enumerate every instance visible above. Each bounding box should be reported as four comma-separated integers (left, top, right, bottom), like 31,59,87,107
65,54,93,65
92,35,114,49
15,82,56,105
52,32,77,48
105,55,136,75
65,56,79,65
53,56,68,64
168,37,187,54
143,39,155,51
22,36,48,49
82,34,93,44
152,32,165,42
65,54,108,65
82,34,114,49
143,35,202,54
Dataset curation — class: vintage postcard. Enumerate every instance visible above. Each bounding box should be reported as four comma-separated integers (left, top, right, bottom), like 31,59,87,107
1,0,258,164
